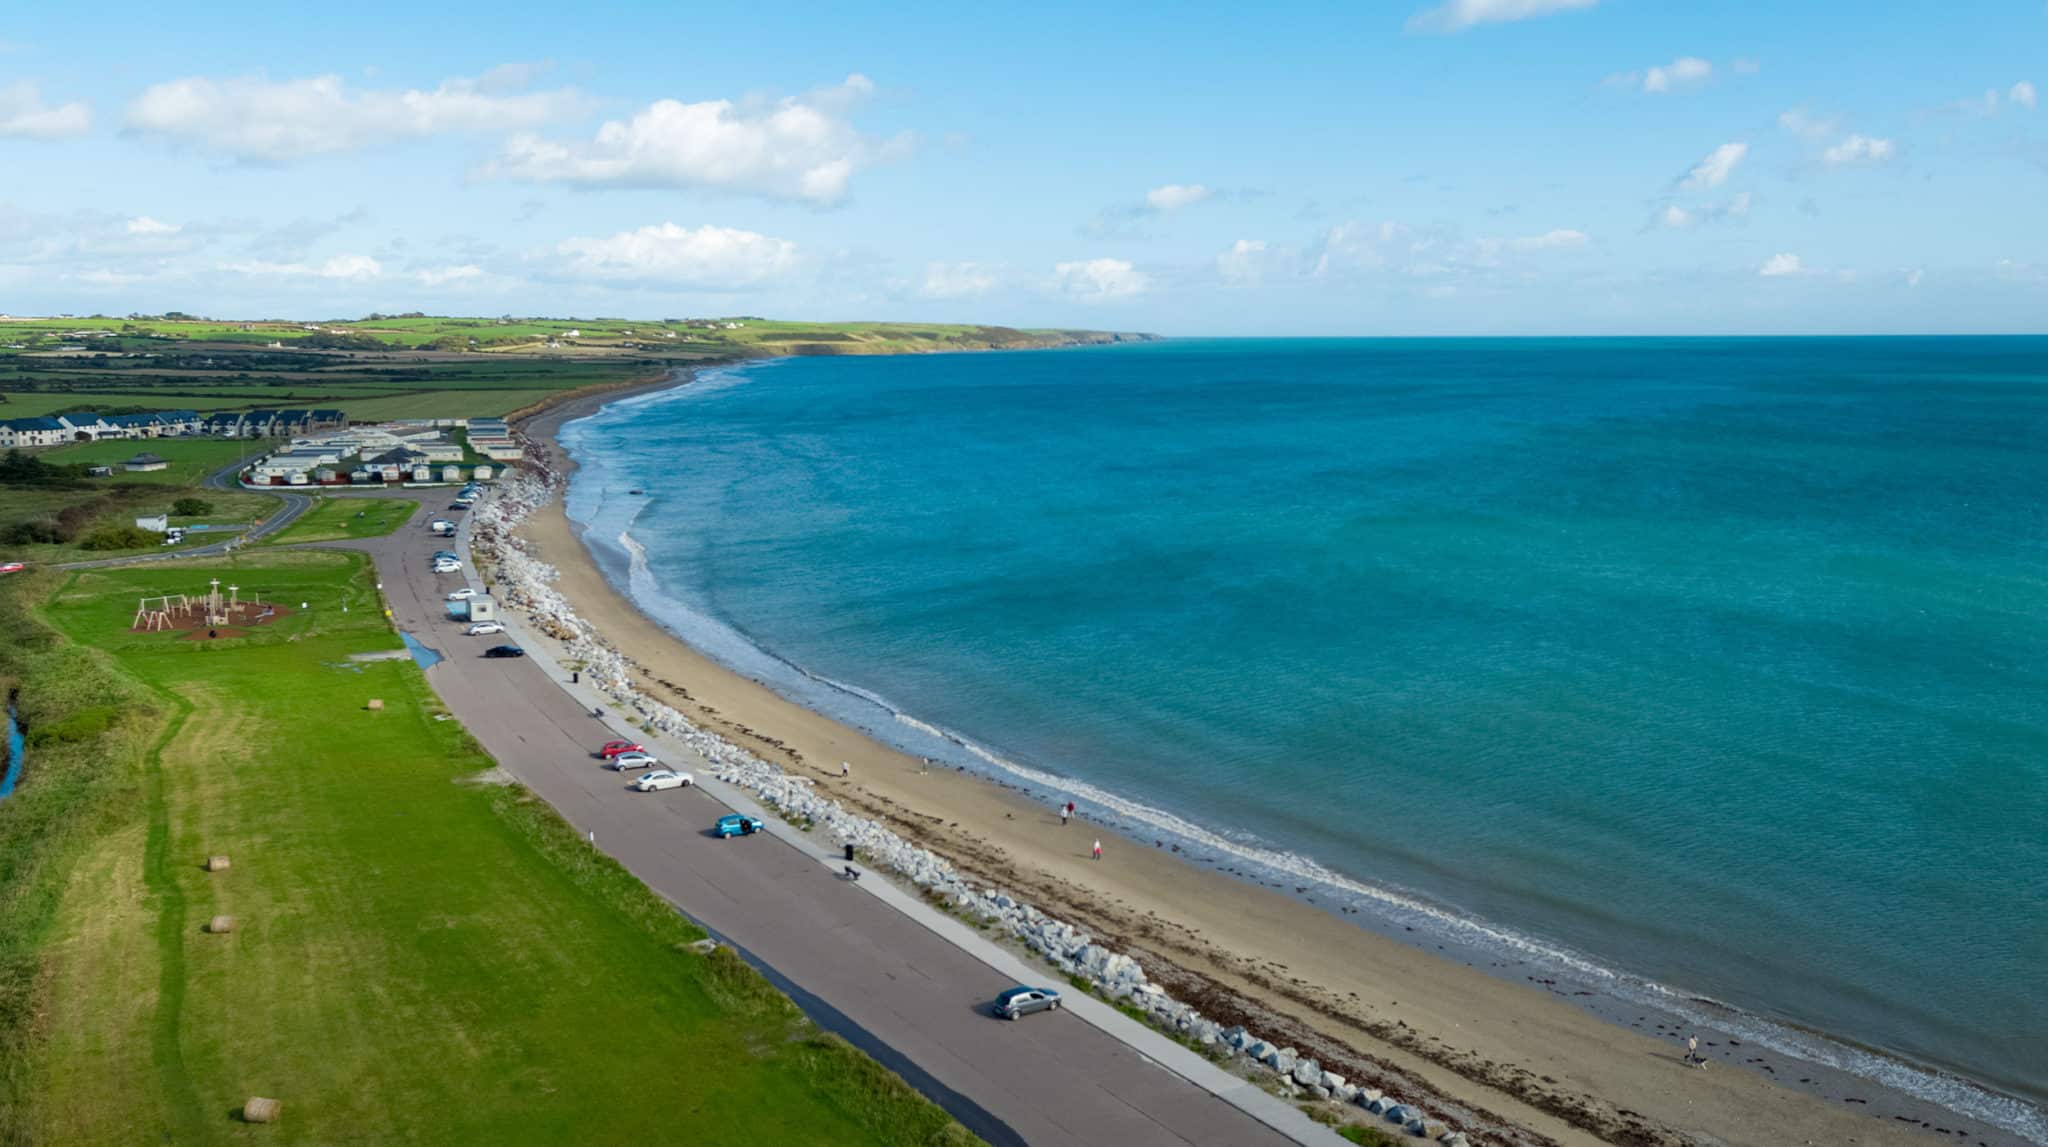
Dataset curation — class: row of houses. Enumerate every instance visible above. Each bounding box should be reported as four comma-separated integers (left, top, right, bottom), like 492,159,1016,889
245,420,506,485
463,417,524,462
0,410,202,447
201,409,347,438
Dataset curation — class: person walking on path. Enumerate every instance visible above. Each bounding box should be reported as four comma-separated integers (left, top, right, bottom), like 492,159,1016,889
1092,839,1103,861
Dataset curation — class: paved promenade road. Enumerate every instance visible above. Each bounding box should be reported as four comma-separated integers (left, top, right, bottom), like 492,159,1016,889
347,519,1299,1147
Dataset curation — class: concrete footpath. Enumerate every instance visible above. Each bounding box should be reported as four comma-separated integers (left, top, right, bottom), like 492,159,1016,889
337,501,1342,1147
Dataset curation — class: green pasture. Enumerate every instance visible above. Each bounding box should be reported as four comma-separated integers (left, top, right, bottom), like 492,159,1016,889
43,437,262,485
265,497,418,545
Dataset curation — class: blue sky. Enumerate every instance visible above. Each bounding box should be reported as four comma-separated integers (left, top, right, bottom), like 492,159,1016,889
1,0,2044,334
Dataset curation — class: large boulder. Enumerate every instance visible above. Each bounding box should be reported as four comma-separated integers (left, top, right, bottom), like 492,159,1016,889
1359,1088,1384,1107
1405,1118,1429,1137
1272,1048,1298,1076
1247,1040,1276,1063
1319,1070,1347,1092
1291,1058,1321,1087
1334,1083,1360,1104
1384,1104,1412,1123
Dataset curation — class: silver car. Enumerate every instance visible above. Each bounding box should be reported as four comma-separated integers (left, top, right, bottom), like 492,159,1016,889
993,986,1062,1020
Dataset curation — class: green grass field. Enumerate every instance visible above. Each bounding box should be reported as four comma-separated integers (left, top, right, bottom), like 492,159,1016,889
0,486,280,565
42,437,264,485
4,552,971,1145
265,497,418,545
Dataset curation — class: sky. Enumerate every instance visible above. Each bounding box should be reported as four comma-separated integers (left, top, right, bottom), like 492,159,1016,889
2,0,2045,335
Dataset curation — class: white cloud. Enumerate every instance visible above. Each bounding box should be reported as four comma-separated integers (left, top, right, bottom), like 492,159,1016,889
1508,228,1589,250
1822,133,1895,165
1053,258,1147,301
2012,81,2038,110
223,253,384,280
1681,141,1747,189
125,216,180,235
490,75,895,204
413,264,486,287
1777,108,1837,140
918,261,997,299
0,80,90,138
1408,0,1598,33
126,70,587,160
1615,56,1712,94
1657,191,1750,229
1145,184,1212,211
1217,239,1270,284
554,222,798,286
1758,253,1803,277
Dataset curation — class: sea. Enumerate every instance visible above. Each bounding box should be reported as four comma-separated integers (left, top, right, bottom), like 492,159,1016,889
560,338,2048,1140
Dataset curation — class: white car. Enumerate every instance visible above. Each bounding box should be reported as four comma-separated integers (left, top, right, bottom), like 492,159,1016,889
466,622,505,636
433,559,462,574
607,751,659,771
446,588,477,601
631,770,692,792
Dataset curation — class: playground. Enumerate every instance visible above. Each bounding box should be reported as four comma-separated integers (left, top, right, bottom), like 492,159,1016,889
129,578,297,640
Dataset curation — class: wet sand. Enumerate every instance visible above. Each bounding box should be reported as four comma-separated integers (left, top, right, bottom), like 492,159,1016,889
512,378,2012,1147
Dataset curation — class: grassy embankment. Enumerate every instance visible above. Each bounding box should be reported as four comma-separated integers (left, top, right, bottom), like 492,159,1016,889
263,497,418,545
0,453,280,566
0,551,974,1145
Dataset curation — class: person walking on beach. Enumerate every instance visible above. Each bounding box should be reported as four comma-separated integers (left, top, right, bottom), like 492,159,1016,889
1685,1034,1703,1068
841,760,850,779
1059,804,1070,828
1092,839,1102,861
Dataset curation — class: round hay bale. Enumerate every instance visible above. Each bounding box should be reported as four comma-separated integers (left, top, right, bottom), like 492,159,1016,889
207,915,237,934
206,855,231,872
242,1096,281,1123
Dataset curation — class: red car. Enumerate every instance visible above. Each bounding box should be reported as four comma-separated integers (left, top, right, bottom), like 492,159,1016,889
597,740,644,759
0,563,23,575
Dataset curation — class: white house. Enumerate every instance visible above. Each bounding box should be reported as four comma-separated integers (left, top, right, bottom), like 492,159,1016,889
0,417,69,448
135,514,169,533
124,452,169,472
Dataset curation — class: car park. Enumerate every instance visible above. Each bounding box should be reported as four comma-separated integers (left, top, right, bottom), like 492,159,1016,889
631,770,692,792
446,588,477,601
607,751,659,770
713,814,765,838
992,986,1062,1020
597,740,643,758
466,622,505,636
482,645,525,659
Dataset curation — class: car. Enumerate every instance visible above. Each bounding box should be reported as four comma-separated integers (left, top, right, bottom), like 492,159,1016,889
482,644,525,659
432,550,460,561
446,588,477,601
607,751,659,770
430,519,456,531
597,740,644,758
0,562,23,575
466,622,505,636
713,814,765,838
433,560,462,574
631,769,693,792
446,503,467,513
992,986,1063,1020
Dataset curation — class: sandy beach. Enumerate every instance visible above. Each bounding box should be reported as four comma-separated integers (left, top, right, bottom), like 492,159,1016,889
512,377,2010,1147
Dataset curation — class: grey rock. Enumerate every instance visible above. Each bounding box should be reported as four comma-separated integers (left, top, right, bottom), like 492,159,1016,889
1319,1069,1346,1092
1291,1058,1321,1086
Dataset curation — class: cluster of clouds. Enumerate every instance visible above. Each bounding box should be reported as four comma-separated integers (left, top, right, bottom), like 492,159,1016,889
1604,55,1759,95
0,79,90,138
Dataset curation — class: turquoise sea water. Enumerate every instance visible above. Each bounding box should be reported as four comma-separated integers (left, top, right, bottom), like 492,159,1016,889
562,338,2048,1134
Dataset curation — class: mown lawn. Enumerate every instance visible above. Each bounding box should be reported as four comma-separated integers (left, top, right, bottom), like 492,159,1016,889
265,497,418,545
16,552,972,1145
42,437,264,486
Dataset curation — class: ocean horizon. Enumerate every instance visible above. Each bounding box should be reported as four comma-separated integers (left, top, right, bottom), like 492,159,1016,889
560,337,2048,1140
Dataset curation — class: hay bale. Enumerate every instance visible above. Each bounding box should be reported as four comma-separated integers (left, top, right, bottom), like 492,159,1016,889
207,915,237,934
241,1097,281,1123
206,855,231,872
366,699,385,711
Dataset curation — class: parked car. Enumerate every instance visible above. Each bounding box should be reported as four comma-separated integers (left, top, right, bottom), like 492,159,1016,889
430,519,456,533
482,644,525,659
0,562,24,575
466,622,505,636
433,560,462,574
446,588,477,601
446,503,467,513
597,740,644,758
713,814,765,838
631,769,693,792
992,986,1062,1020
607,751,659,770
432,550,460,561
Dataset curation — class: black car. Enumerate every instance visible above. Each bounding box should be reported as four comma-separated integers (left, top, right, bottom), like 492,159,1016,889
482,645,526,659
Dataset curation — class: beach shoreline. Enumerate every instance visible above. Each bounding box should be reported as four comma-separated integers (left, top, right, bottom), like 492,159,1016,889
510,367,2030,1147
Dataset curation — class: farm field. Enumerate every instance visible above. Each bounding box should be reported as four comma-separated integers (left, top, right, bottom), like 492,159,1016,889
4,552,971,1145
42,437,264,485
264,497,418,545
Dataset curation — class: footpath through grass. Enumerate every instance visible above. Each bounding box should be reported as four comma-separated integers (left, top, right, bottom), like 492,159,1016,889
264,496,418,545
4,551,973,1146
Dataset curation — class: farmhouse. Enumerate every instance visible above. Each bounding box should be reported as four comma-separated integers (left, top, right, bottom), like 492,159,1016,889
124,452,169,472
